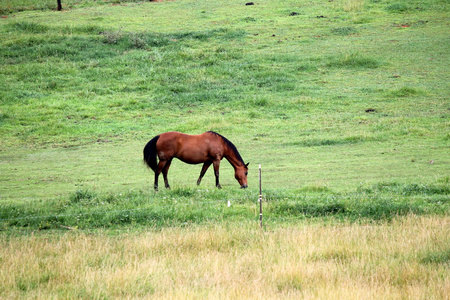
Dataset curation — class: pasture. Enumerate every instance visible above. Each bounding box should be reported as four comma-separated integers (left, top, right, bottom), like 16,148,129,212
0,0,449,298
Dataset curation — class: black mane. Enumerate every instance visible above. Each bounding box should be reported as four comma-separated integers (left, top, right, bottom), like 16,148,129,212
208,131,246,166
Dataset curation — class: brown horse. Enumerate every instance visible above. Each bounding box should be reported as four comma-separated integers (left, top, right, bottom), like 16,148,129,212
143,131,249,190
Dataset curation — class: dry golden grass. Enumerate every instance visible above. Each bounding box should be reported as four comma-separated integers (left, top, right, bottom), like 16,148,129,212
1,215,449,299
335,0,366,12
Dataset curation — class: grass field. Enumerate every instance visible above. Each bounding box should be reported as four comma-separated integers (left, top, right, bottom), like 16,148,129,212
0,0,449,298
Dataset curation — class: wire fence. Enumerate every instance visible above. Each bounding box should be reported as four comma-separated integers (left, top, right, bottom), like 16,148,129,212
2,161,448,226
1,192,447,225
0,198,232,223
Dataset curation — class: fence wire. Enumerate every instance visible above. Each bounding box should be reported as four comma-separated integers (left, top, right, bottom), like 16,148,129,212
0,198,240,223
1,193,447,224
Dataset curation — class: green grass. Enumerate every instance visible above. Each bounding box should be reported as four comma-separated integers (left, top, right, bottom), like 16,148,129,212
1,182,448,230
0,0,449,231
0,0,141,15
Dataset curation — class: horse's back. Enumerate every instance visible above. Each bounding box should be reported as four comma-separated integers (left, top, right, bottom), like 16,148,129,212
157,132,200,148
156,131,223,164
158,131,183,143
158,131,216,145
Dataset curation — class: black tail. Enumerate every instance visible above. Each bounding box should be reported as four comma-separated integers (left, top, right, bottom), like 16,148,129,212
143,135,160,172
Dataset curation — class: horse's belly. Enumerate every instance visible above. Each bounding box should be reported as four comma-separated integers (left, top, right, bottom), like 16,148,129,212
175,153,207,164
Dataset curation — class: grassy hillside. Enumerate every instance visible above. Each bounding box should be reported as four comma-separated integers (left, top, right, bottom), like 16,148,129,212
1,0,448,199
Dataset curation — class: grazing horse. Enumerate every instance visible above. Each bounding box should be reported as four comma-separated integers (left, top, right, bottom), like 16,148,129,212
143,131,249,190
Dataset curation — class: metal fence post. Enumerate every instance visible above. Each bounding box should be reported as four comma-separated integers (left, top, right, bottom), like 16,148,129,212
259,164,262,229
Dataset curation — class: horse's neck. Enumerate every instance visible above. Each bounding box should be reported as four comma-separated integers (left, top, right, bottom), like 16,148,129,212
224,148,243,169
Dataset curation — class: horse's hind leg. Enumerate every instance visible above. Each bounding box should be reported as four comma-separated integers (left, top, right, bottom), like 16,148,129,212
154,159,168,191
197,161,212,186
162,158,172,189
154,172,160,191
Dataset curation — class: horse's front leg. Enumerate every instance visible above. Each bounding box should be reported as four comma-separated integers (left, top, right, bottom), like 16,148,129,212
213,160,222,189
197,161,212,186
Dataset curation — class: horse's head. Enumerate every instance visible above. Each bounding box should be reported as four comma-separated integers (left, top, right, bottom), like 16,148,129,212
235,162,249,188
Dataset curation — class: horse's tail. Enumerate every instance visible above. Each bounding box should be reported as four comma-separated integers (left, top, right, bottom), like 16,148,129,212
143,135,160,172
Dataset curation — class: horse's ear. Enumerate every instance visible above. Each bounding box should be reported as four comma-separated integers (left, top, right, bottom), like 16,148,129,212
245,162,250,168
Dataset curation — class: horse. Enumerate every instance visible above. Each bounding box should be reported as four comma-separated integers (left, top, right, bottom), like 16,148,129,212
143,131,249,190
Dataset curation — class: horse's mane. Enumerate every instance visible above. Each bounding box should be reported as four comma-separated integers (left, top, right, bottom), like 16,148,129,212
208,131,245,166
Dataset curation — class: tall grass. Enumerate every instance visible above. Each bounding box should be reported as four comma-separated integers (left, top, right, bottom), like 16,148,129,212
342,0,366,12
1,215,448,298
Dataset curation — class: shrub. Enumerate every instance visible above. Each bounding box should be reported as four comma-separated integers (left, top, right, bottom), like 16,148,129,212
69,189,97,203
386,3,410,13
326,52,381,69
389,87,421,97
331,26,358,36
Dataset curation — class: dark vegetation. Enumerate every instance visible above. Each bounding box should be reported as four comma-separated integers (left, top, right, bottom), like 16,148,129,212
1,182,448,230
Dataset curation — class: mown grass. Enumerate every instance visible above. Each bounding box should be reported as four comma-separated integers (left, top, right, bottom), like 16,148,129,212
0,0,143,15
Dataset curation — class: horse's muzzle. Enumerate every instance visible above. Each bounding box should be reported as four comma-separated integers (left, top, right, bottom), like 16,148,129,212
241,184,248,189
